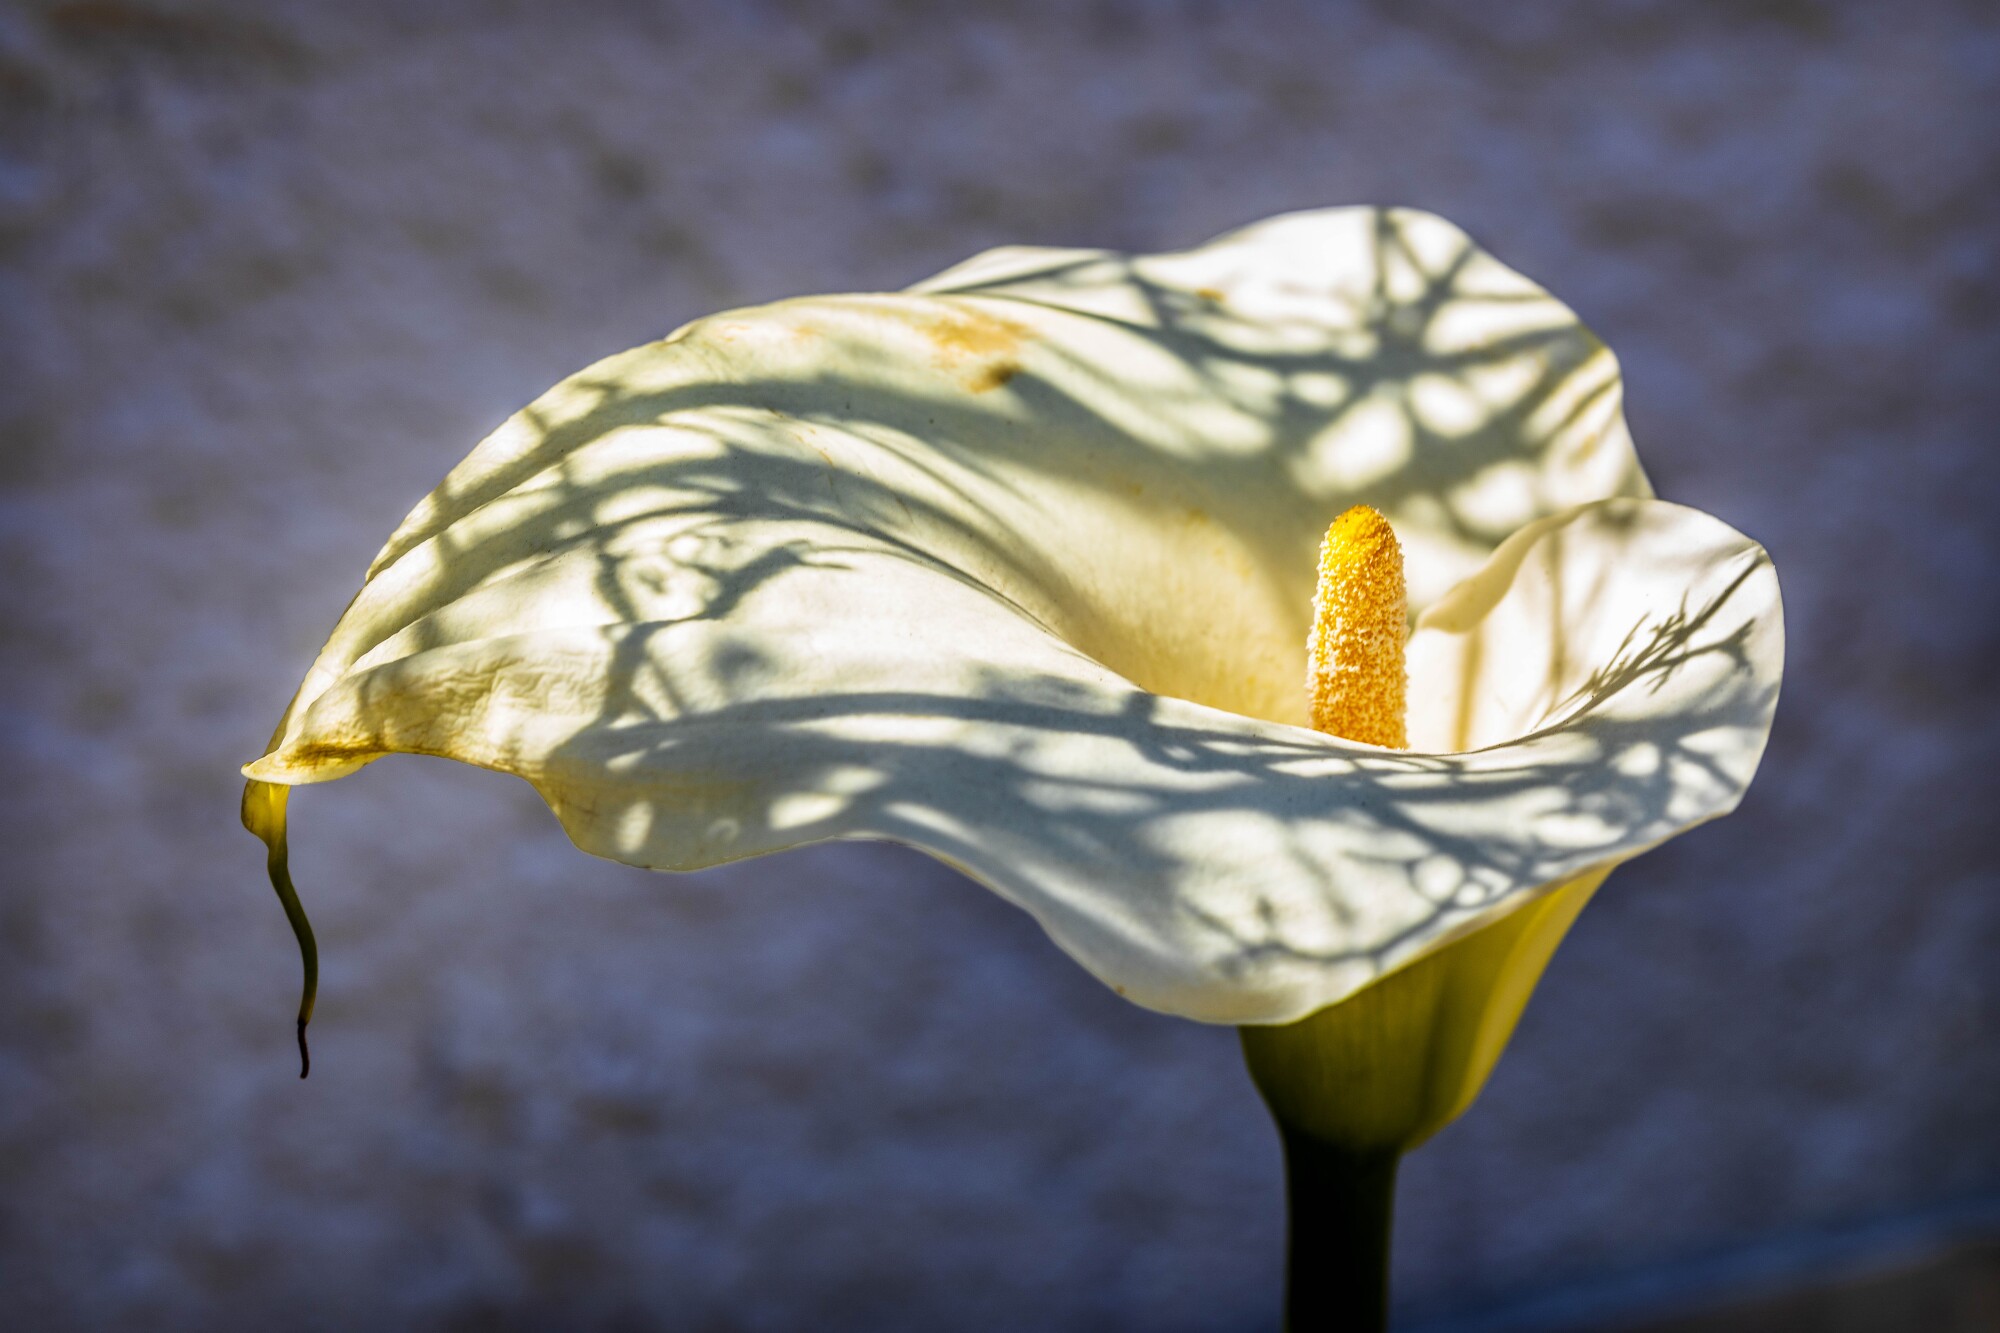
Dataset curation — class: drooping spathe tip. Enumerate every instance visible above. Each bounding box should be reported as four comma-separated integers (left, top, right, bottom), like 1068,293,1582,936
1308,505,1408,749
242,779,319,1080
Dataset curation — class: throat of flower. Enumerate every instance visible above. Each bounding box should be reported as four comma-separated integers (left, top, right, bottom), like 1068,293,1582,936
1308,505,1408,748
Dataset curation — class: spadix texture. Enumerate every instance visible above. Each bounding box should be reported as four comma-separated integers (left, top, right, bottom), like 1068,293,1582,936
245,208,1782,1026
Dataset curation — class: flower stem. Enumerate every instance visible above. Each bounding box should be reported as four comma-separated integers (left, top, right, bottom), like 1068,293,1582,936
1271,1121,1399,1332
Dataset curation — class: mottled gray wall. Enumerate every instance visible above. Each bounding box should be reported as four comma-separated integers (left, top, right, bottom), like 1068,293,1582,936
2,1,1996,1329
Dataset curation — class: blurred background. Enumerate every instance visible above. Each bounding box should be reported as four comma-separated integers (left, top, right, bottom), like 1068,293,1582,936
2,1,1996,1328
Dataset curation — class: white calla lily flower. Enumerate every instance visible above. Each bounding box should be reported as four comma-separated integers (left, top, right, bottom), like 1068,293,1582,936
243,206,1780,1106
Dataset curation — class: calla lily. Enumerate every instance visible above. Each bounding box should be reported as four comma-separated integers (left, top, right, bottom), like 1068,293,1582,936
243,207,1781,1321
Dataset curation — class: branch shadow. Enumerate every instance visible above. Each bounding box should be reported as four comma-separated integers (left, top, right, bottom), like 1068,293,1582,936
274,208,1769,1004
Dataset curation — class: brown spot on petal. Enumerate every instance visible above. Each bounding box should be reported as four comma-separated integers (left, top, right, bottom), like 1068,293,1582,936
912,306,1030,394
967,360,1020,393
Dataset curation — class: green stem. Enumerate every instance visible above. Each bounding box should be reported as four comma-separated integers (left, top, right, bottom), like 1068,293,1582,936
1273,1123,1399,1332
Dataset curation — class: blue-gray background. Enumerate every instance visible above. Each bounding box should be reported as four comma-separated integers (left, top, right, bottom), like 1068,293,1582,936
2,1,1995,1328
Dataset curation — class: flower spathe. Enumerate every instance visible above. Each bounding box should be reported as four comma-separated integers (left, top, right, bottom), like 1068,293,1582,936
244,208,1782,1047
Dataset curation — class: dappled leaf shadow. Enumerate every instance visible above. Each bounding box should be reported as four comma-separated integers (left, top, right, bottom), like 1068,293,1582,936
256,207,1777,1021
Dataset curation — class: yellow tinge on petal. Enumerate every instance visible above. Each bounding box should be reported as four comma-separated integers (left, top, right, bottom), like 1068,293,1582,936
1307,504,1408,749
1243,503,1603,1153
1240,867,1605,1152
